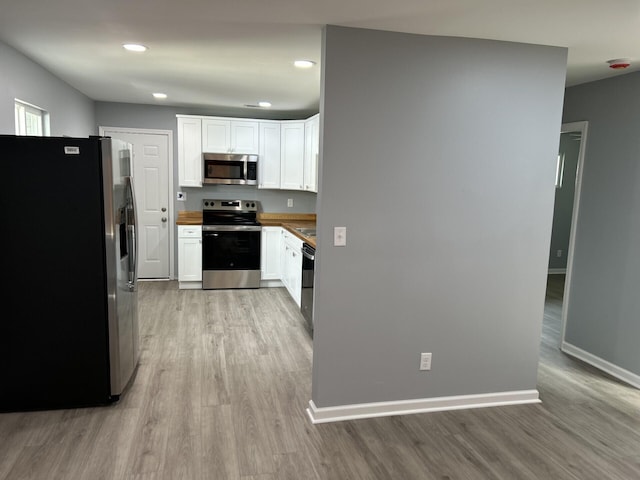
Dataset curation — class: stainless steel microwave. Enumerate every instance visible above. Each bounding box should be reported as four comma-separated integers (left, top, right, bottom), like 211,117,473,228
203,153,258,185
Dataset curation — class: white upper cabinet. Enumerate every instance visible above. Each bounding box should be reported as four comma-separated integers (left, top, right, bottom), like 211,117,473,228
258,121,281,189
280,121,305,191
303,113,320,193
176,113,318,191
177,115,203,187
202,118,259,154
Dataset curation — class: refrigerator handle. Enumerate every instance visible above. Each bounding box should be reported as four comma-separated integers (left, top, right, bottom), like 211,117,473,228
126,175,138,291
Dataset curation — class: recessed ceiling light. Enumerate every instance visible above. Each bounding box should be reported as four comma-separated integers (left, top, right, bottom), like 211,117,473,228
294,60,315,68
152,93,167,99
123,43,148,52
257,101,272,108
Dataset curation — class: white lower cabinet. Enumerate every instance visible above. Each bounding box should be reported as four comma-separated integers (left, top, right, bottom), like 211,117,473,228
281,229,303,307
178,225,202,289
261,227,282,280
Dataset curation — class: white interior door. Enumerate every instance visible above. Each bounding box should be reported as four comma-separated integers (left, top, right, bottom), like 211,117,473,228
100,127,173,279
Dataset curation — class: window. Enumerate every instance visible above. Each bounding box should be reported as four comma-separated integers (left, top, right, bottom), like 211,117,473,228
555,153,565,188
14,99,49,136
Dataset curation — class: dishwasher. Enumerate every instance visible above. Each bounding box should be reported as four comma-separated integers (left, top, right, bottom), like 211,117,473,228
300,243,315,336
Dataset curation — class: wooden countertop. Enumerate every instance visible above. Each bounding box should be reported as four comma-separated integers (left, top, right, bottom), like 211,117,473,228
176,211,317,247
176,211,203,225
258,213,317,247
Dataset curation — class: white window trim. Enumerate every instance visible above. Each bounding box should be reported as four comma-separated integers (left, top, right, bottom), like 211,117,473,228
14,99,50,136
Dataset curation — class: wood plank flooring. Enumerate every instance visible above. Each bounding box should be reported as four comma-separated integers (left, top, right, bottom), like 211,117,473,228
1,275,639,479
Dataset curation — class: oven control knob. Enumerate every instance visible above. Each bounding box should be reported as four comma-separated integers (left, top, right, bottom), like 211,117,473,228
246,202,249,208
251,202,256,208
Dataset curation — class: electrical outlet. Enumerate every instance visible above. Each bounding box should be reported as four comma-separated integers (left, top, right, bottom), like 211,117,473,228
176,191,186,201
556,249,563,258
419,353,432,371
287,198,294,208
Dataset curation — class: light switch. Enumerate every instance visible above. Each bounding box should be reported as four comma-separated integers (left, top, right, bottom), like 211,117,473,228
334,226,346,246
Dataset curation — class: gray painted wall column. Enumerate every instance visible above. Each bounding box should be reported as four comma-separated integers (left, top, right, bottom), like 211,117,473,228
312,26,568,408
562,72,640,379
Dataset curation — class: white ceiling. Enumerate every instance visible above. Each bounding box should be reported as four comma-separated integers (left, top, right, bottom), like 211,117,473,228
1,0,638,118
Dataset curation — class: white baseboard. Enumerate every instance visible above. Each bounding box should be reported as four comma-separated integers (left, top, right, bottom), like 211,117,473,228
561,342,640,389
178,281,202,290
306,389,541,424
548,268,567,274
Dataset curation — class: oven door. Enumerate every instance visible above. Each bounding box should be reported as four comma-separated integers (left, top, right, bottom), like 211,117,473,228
202,225,261,289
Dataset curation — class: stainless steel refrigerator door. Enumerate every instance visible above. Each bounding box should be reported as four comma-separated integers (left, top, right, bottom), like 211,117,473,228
103,138,140,397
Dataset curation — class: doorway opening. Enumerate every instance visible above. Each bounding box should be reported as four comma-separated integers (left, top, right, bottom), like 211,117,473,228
546,121,588,348
99,126,174,280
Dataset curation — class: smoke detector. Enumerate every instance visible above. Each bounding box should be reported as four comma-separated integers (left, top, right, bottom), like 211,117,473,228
607,58,631,69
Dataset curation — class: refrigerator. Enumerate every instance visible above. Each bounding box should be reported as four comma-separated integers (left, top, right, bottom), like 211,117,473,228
0,135,140,412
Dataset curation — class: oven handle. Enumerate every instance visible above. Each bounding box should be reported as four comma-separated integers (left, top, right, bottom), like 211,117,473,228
302,245,315,260
202,225,262,232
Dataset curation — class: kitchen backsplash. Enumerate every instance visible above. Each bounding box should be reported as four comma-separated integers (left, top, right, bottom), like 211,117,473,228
177,185,317,213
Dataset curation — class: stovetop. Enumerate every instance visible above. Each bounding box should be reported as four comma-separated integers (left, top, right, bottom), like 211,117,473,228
202,199,261,226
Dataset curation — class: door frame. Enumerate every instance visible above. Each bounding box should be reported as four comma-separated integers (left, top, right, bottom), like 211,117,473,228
99,126,175,281
558,121,588,348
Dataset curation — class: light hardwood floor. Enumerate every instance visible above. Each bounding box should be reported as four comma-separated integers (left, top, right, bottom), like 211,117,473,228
1,276,639,479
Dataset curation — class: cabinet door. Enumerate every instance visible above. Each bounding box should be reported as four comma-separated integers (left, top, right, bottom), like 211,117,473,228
303,114,319,192
202,118,231,152
281,230,292,291
289,245,302,306
231,121,259,154
261,227,282,280
177,116,202,187
178,227,202,282
280,122,305,191
258,122,281,189
281,230,303,306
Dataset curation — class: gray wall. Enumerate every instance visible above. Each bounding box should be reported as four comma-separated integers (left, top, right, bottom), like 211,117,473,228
548,132,580,270
312,26,567,407
95,102,317,214
0,41,94,136
562,72,640,376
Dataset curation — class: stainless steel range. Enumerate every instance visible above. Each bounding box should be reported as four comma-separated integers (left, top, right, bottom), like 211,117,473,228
202,199,262,289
